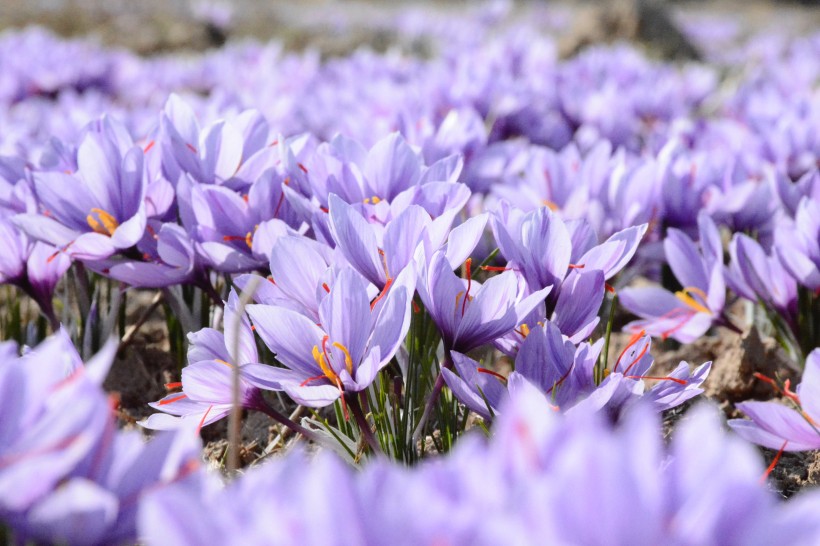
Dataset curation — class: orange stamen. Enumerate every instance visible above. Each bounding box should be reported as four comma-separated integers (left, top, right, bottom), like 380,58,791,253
86,208,119,236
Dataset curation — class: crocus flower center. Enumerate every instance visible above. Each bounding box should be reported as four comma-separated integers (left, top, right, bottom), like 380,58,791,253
674,286,711,314
363,196,382,204
222,225,258,249
311,336,339,384
86,208,119,236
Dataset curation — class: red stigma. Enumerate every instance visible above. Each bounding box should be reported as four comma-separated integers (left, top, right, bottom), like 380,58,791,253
300,374,327,387
322,283,330,293
546,363,575,395
319,206,329,214
481,265,510,272
143,140,156,154
761,441,788,483
298,163,308,174
186,143,198,154
164,382,183,390
622,342,650,377
272,191,286,219
159,394,187,406
196,405,213,434
783,379,801,404
568,263,585,269
614,330,646,373
412,300,420,314
625,375,686,385
605,283,616,294
371,277,393,310
477,367,507,382
462,258,473,317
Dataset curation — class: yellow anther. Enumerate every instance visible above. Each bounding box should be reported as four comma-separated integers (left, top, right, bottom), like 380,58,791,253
363,196,381,205
215,359,232,368
674,286,711,314
541,200,559,212
332,342,354,375
312,345,339,383
86,208,119,236
518,324,531,338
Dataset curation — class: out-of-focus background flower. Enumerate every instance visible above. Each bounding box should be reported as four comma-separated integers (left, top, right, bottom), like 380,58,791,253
1,0,818,57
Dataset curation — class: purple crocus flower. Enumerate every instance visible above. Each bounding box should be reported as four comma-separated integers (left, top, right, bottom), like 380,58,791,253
729,348,820,451
491,203,646,344
445,321,708,420
0,333,112,520
0,331,204,546
160,95,275,189
91,221,203,289
176,170,302,273
775,196,820,290
443,321,602,420
246,266,414,409
576,331,711,416
14,121,147,261
418,250,550,353
620,212,728,342
141,291,284,430
0,220,70,328
727,231,798,327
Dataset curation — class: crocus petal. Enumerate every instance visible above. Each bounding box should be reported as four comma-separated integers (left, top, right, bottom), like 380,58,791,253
734,401,820,451
246,305,325,377
552,269,604,343
664,228,708,290
328,194,385,286
578,223,647,280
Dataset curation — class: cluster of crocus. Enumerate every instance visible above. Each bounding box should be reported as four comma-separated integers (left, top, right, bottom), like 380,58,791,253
0,332,202,545
5,335,819,545
137,390,820,545
0,6,819,543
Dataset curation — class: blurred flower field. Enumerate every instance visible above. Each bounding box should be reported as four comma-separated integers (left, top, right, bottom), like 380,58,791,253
1,1,820,544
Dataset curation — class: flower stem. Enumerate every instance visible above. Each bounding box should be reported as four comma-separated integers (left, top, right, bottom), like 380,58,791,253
256,396,324,445
412,350,452,446
347,392,383,456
